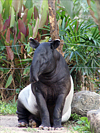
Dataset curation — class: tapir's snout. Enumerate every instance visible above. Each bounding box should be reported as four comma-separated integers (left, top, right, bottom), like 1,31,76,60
33,71,39,82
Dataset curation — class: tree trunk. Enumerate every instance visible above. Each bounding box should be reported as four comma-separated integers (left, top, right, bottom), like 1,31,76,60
87,0,100,30
95,0,100,30
48,0,64,56
48,0,59,40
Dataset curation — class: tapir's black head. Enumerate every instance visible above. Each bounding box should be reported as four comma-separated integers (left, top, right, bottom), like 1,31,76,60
29,37,60,82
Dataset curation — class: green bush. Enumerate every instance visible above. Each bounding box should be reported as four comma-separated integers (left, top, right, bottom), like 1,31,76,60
73,117,92,133
0,100,17,115
0,0,49,101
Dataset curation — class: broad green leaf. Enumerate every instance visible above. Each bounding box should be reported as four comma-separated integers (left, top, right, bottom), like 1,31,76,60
23,66,30,75
59,29,65,36
21,32,26,43
39,0,48,28
62,17,65,29
12,0,22,13
28,24,33,37
9,0,13,6
33,18,39,38
25,0,33,9
39,36,50,43
0,0,2,13
10,7,15,28
1,0,4,5
5,74,13,88
60,0,73,19
39,27,50,31
27,7,34,23
20,58,32,62
3,0,10,19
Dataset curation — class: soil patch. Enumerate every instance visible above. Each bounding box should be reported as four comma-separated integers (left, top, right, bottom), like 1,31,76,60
0,115,78,133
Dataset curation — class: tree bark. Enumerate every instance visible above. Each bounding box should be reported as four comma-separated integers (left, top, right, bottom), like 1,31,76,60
48,0,59,40
48,0,64,56
87,0,99,25
95,0,100,30
87,0,100,30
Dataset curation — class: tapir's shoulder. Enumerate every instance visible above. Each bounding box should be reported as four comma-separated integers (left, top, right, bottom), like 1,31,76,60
59,54,69,70
18,84,31,99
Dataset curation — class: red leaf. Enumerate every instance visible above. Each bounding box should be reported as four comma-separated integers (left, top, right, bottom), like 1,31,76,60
0,14,3,32
0,14,2,19
26,27,29,37
0,19,3,32
6,46,14,61
18,19,26,34
34,6,39,19
6,28,10,43
17,32,21,40
2,30,6,36
3,16,11,31
14,27,17,45
22,8,28,23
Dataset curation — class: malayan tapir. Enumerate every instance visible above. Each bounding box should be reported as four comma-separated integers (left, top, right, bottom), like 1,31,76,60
16,38,74,130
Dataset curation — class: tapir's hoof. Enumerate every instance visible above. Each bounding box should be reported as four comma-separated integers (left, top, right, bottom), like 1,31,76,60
29,119,37,128
39,125,51,130
54,127,64,130
18,122,28,127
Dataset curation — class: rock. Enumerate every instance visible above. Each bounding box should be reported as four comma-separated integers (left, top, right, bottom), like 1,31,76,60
87,109,100,133
71,91,100,116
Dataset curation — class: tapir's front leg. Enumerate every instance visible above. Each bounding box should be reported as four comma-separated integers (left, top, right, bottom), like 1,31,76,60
53,94,65,129
35,91,51,130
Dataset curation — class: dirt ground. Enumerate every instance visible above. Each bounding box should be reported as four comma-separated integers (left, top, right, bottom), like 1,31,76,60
0,115,78,133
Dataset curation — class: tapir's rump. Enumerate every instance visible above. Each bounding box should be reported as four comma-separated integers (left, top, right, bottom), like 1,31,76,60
17,38,74,130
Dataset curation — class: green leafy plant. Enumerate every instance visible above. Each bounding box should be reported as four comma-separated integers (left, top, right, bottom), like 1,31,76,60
57,14,100,91
71,113,81,121
64,22,100,72
0,0,49,101
73,117,92,133
0,0,100,101
0,99,17,115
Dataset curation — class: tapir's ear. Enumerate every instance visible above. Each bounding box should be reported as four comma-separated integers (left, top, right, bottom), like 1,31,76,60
51,39,60,49
29,37,40,48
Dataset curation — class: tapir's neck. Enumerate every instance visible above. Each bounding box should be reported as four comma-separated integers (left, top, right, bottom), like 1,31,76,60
39,55,70,84
40,67,56,79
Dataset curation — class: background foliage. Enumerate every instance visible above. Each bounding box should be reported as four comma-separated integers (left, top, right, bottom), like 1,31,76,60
0,0,100,101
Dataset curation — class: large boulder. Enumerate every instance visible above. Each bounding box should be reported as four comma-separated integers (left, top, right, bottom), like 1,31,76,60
71,91,100,116
87,109,100,133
